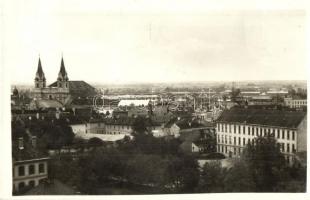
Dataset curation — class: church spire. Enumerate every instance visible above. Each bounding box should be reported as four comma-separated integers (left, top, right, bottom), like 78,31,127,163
35,56,45,80
58,56,69,81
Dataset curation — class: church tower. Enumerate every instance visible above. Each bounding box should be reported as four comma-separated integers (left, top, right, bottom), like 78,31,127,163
34,57,46,88
57,56,69,89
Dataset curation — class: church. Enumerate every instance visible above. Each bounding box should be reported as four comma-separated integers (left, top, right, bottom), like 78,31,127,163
32,56,97,109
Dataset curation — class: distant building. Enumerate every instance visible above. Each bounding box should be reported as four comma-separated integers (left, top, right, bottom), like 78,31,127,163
216,107,307,164
284,97,307,109
118,99,151,107
32,56,97,108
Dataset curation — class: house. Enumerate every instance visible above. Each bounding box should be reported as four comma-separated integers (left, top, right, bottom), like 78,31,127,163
12,136,50,194
216,107,307,163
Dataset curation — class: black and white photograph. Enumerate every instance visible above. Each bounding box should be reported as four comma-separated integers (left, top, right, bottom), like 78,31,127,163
0,0,309,198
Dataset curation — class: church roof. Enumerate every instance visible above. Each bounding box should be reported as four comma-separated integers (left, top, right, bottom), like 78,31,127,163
49,81,97,98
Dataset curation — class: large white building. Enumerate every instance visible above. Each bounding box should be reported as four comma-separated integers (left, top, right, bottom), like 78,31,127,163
284,97,307,109
216,108,307,163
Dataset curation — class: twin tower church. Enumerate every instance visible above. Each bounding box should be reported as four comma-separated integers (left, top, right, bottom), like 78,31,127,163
32,56,96,107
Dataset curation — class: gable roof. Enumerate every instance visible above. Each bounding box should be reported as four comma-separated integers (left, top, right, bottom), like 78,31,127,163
217,107,306,128
49,81,97,98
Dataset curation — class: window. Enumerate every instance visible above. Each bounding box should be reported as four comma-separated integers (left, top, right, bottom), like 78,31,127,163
18,166,25,176
277,129,280,138
234,125,236,133
287,143,290,153
256,128,259,136
248,138,250,144
282,130,285,139
238,137,241,145
233,137,236,145
248,127,250,135
260,128,262,136
229,124,231,133
39,163,45,173
282,143,285,152
292,131,295,141
243,138,245,146
18,182,25,190
229,136,231,144
225,135,227,144
233,147,236,155
287,131,290,140
225,146,227,153
29,180,35,187
225,124,227,132
238,125,241,134
29,165,35,175
292,144,295,152
252,127,255,136
243,126,245,134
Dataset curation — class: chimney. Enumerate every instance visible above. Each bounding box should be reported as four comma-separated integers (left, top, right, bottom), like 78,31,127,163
31,136,37,148
18,137,24,150
55,111,60,119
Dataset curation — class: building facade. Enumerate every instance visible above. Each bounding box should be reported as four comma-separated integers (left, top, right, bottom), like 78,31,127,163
13,158,49,193
284,97,307,109
216,108,307,163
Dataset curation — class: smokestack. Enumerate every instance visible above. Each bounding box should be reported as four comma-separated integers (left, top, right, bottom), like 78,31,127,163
31,136,37,148
18,137,24,150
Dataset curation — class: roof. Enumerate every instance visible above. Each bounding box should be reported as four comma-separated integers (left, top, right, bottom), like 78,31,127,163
25,179,76,195
217,107,306,128
49,81,97,98
118,99,150,107
33,100,63,109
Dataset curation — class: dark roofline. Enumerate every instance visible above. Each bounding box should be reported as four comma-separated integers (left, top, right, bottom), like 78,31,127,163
14,157,50,165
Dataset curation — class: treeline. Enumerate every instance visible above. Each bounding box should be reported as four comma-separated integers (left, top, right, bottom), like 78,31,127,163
49,134,306,194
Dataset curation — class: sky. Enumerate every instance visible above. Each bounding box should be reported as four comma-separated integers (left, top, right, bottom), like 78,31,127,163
3,0,308,85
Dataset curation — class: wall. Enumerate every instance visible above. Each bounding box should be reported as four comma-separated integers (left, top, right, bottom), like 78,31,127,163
297,115,307,152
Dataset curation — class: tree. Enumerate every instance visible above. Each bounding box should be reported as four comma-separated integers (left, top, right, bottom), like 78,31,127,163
132,116,148,136
197,161,224,192
88,137,104,147
222,160,256,192
164,155,200,193
242,135,286,192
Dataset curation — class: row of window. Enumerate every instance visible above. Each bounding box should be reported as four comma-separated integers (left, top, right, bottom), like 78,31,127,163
217,123,296,141
17,163,45,177
217,135,296,153
105,125,131,130
16,179,45,191
217,145,293,163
